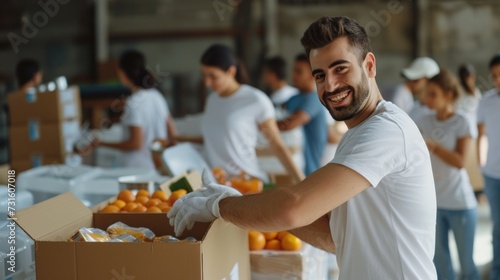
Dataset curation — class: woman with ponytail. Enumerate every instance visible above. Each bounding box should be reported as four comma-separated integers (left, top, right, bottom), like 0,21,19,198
200,44,304,183
98,50,177,168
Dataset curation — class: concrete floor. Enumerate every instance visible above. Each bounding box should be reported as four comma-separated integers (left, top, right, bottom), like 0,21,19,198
328,196,494,280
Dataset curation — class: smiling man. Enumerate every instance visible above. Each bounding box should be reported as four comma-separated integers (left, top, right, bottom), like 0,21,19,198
168,16,437,279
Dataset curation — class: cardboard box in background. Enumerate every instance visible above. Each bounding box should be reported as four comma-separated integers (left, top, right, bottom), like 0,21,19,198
8,86,81,126
0,164,9,185
250,244,329,280
14,193,250,280
9,120,80,160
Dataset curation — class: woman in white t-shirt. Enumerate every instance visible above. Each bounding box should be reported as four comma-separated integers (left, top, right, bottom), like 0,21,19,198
98,50,177,169
199,44,304,183
418,68,479,280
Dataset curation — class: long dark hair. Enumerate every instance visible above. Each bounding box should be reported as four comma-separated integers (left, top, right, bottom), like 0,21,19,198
119,50,157,89
458,63,476,95
200,44,249,84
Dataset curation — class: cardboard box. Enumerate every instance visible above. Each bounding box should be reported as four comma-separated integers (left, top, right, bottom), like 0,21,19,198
9,120,80,159
14,193,250,280
8,86,81,126
250,244,329,280
0,164,9,185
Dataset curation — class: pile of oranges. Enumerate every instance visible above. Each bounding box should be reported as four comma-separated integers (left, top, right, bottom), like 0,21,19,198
212,167,263,195
248,231,302,251
99,189,187,213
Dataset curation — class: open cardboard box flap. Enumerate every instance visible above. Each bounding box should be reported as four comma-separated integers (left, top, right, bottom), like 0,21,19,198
13,192,92,241
159,170,203,193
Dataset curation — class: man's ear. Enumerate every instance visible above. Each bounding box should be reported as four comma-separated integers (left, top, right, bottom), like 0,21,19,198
364,52,376,78
227,65,237,78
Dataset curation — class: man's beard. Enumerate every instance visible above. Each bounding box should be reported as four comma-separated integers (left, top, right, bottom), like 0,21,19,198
322,73,370,121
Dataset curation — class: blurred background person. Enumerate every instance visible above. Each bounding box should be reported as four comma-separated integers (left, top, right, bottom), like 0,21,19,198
456,63,483,196
96,50,177,169
200,44,304,183
418,68,479,280
15,58,42,91
380,80,414,114
262,56,298,107
278,53,327,175
477,53,500,280
402,57,440,124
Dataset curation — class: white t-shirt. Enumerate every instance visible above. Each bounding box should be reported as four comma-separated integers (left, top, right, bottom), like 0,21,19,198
477,89,500,179
455,89,481,139
270,84,298,106
418,113,477,210
121,88,169,169
202,85,275,181
330,101,437,280
409,100,433,125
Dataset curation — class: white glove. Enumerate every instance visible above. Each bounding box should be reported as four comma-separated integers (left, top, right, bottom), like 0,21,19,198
167,169,242,236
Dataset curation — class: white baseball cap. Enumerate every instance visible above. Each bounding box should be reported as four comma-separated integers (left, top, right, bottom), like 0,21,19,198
401,57,440,80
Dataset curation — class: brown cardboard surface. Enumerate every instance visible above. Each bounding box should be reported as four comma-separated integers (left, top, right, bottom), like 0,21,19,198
14,192,250,280
0,164,10,185
250,249,304,274
14,192,92,241
9,120,79,159
8,86,81,125
203,219,251,279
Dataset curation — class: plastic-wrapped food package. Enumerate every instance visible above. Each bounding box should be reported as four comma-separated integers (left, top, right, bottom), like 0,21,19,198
68,228,110,242
107,222,155,242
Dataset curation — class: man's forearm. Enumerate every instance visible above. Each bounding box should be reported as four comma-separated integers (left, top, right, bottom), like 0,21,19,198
289,214,335,253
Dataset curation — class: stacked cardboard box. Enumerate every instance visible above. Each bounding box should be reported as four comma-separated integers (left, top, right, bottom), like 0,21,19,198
8,86,81,172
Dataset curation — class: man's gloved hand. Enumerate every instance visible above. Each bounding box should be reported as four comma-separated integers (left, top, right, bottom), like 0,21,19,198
167,169,242,237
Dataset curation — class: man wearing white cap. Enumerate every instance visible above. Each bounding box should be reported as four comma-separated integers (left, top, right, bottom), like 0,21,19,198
402,57,440,124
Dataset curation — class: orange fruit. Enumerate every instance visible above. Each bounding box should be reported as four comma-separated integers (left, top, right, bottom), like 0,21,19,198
132,205,147,213
262,232,278,240
112,199,126,209
101,205,120,213
248,231,266,251
157,202,172,213
136,189,150,198
280,233,302,251
134,196,149,205
168,189,187,205
124,202,139,212
146,206,162,213
152,190,168,202
145,198,162,208
264,239,282,250
212,167,227,184
276,231,290,240
117,190,135,203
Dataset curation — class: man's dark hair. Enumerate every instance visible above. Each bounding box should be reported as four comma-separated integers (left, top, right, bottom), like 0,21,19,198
295,53,309,63
264,56,287,80
300,16,372,63
15,59,40,87
489,53,500,69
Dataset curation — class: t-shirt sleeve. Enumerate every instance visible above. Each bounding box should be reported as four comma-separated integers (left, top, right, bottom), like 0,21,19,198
294,94,322,119
476,99,485,124
255,92,276,124
331,117,406,187
457,115,471,138
121,97,142,127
